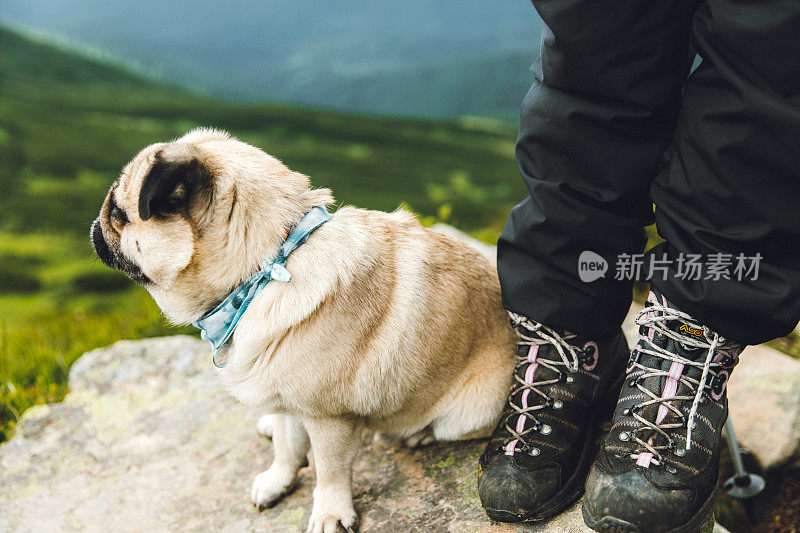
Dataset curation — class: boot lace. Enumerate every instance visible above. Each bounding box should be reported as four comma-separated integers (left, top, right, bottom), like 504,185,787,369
503,312,595,455
627,302,739,466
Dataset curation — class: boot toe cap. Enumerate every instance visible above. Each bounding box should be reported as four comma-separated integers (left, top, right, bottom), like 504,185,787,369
478,457,561,521
583,465,698,532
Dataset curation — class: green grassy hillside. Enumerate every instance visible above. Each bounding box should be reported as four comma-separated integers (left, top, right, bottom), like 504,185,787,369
0,26,524,441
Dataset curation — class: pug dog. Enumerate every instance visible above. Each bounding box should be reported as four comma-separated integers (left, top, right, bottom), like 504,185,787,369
91,128,517,533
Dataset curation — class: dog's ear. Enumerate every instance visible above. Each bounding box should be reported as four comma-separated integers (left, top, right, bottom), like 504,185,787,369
138,144,213,221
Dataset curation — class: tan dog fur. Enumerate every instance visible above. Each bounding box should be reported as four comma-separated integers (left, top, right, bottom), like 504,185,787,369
91,128,516,533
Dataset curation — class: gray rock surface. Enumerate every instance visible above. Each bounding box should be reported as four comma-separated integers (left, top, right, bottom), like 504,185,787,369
0,336,590,532
726,343,800,470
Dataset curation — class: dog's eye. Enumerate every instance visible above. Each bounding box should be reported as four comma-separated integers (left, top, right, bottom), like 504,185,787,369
110,205,129,230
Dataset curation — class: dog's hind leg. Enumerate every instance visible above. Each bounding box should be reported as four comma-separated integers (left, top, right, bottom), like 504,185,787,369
303,416,363,533
251,414,310,510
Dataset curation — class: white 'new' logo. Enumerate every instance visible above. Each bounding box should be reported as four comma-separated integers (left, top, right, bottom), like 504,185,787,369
578,251,608,282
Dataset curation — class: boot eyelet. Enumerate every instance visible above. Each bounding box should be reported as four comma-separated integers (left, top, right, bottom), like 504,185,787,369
579,342,598,371
667,466,678,474
540,424,552,435
619,431,630,442
674,447,686,457
622,408,631,416
566,376,574,384
529,447,540,456
629,378,638,388
553,400,563,410
614,453,624,458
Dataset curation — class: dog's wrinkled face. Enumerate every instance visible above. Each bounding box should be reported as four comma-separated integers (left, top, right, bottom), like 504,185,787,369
91,142,206,286
91,128,333,324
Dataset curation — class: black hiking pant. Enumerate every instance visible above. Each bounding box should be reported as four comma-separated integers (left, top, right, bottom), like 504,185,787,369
498,0,800,345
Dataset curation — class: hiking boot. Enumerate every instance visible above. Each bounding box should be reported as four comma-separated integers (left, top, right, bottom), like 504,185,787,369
478,313,629,522
583,289,744,533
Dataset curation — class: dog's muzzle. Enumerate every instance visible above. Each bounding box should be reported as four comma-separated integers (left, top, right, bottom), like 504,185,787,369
91,219,151,285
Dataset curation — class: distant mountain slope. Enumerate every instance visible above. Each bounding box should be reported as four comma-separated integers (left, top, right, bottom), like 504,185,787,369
0,24,147,88
277,51,536,117
0,0,543,117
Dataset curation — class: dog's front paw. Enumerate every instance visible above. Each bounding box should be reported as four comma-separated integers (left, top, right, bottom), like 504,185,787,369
256,414,276,438
250,467,296,510
306,506,359,533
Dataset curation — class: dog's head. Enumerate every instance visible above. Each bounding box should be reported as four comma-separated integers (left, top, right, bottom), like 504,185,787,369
91,128,333,323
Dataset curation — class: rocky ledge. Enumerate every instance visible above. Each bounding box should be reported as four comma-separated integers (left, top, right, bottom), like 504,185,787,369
0,335,590,532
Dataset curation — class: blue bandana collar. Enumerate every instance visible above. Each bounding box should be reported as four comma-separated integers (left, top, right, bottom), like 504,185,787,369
192,205,332,366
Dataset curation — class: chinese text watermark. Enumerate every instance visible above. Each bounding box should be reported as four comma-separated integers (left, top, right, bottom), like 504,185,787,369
614,252,762,281
578,251,763,282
